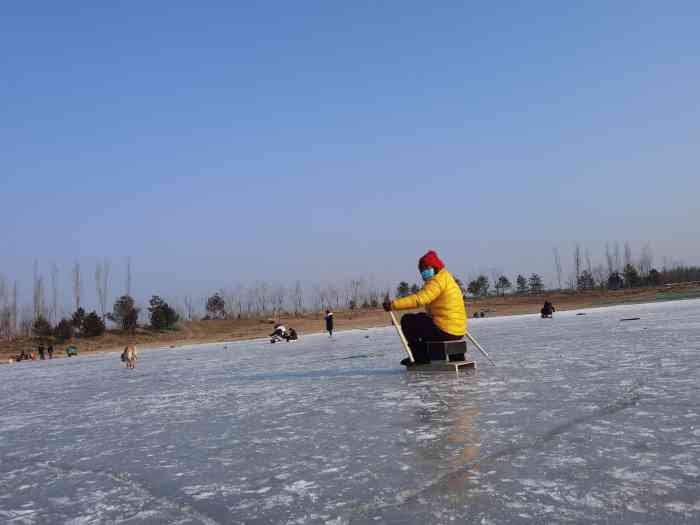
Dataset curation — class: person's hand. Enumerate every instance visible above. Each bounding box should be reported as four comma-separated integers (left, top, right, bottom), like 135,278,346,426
382,300,392,312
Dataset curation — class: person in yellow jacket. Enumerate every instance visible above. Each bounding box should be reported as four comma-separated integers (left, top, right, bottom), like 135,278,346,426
383,250,467,366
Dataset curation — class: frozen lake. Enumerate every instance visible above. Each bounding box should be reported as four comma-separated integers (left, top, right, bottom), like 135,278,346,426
2,299,700,524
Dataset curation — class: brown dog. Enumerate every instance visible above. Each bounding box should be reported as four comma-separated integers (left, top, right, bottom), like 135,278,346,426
124,344,137,369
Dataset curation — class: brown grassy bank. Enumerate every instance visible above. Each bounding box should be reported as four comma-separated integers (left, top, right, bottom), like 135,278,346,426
3,284,699,363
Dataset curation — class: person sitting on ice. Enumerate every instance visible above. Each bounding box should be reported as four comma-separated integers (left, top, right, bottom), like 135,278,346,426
285,327,298,342
270,324,287,343
383,250,467,366
541,300,555,318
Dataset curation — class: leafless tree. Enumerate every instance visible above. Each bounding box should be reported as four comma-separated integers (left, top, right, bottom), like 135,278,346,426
50,261,59,324
553,247,563,290
33,261,46,320
125,256,132,296
0,275,8,338
270,284,286,317
11,281,17,337
20,305,34,337
253,281,269,315
639,243,654,277
624,241,633,269
592,264,607,289
604,243,614,279
72,261,82,312
348,279,363,309
183,294,194,321
311,284,324,311
291,281,304,316
573,244,582,288
95,258,111,317
584,248,592,275
613,242,621,273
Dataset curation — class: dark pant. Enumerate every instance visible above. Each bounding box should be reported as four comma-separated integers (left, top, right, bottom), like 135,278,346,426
400,313,462,363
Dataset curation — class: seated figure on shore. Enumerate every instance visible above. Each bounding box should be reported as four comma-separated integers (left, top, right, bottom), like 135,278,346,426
541,300,555,318
270,324,287,343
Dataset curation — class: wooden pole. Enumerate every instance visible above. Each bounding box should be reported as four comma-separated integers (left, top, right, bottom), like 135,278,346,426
389,311,414,363
465,331,496,366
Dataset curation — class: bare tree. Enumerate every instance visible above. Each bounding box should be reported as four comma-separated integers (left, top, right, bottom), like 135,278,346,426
33,260,46,320
11,281,17,337
624,242,633,269
604,243,614,279
95,258,111,317
270,284,286,317
311,284,323,311
592,264,607,289
125,256,132,296
639,243,654,277
50,261,59,324
291,281,304,316
253,281,269,315
72,261,82,312
19,305,34,337
0,275,8,338
584,248,592,274
348,279,363,309
183,294,194,321
573,244,582,288
613,241,621,273
553,247,563,290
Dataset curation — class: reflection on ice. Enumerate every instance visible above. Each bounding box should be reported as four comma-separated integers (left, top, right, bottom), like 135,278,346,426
1,300,700,523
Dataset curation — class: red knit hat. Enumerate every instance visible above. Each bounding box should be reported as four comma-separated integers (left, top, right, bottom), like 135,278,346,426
418,250,445,270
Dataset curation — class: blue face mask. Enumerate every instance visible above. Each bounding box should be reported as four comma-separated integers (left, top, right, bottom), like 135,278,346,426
420,268,435,281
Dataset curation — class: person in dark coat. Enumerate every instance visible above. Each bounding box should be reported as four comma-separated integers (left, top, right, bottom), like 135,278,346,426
38,343,45,360
324,310,334,337
47,344,54,359
541,301,555,318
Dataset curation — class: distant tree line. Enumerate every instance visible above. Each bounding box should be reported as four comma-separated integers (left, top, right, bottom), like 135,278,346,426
2,245,699,341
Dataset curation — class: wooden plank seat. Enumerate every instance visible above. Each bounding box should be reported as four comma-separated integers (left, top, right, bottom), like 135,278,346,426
408,340,476,374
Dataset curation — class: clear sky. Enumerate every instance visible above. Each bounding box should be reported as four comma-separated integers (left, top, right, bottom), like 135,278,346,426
2,1,699,309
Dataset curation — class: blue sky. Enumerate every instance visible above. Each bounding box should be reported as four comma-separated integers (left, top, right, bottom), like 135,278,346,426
2,2,699,309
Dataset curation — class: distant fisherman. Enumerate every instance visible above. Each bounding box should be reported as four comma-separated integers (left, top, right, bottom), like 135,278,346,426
383,250,466,366
325,310,334,337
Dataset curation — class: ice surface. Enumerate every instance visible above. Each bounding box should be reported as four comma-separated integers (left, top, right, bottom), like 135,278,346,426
2,299,700,524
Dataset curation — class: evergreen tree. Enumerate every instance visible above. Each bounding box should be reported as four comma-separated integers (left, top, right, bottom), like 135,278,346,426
54,318,75,341
32,315,53,339
396,281,410,298
82,311,106,337
149,296,180,330
205,293,226,320
516,274,528,294
623,264,641,288
528,273,544,293
108,295,139,333
467,275,489,296
607,272,624,290
497,276,512,295
577,270,595,291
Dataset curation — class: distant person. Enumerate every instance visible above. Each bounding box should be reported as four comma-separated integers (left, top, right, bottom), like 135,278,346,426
383,250,467,366
541,300,555,318
38,343,45,360
285,328,298,342
47,344,54,359
270,324,287,343
124,344,137,369
325,310,334,337
66,345,78,357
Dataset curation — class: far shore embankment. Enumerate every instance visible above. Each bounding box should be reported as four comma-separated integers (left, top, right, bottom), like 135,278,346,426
3,284,700,363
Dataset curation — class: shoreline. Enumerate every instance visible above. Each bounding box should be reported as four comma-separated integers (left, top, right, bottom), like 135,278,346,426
3,285,700,363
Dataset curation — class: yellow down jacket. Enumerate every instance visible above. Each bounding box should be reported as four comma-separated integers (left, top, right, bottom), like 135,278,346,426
391,268,467,336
